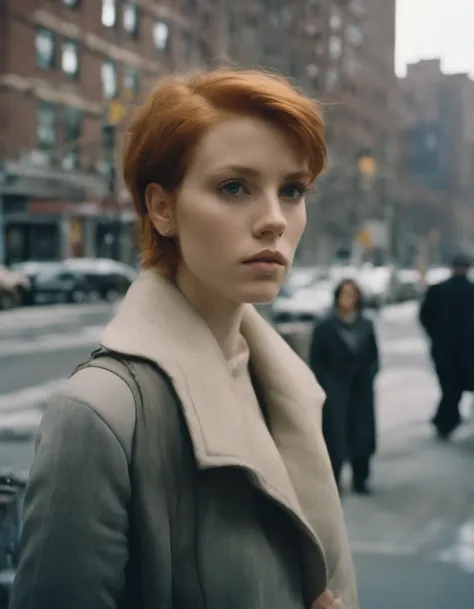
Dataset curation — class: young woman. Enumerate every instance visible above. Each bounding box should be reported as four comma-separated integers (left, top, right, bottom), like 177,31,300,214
11,69,356,609
309,279,380,495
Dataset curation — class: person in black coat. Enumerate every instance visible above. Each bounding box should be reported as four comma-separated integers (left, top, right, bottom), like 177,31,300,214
309,278,380,495
419,253,474,439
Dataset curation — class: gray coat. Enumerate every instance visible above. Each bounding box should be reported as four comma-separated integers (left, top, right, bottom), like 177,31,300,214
10,270,358,609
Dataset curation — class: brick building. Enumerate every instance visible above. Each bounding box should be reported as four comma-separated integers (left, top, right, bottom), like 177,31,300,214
0,0,215,264
292,0,400,264
399,59,474,259
0,0,399,266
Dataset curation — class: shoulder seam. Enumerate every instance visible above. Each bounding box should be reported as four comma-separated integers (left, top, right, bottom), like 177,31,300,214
53,393,132,463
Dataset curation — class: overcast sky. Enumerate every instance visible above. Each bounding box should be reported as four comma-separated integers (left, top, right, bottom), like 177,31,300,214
396,0,474,76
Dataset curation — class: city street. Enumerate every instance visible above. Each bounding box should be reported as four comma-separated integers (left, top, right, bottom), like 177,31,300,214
1,301,473,607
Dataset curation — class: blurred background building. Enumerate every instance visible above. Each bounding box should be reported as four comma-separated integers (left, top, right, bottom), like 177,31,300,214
0,0,473,267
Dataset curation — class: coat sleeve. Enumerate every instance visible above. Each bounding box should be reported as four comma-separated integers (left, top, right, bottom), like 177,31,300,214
9,395,131,609
369,320,380,378
308,321,328,381
419,285,435,338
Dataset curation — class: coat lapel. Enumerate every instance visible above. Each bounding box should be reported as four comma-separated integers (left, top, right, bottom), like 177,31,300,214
100,270,355,604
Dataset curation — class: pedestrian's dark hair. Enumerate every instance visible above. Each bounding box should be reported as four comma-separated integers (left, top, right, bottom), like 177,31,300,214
334,278,364,311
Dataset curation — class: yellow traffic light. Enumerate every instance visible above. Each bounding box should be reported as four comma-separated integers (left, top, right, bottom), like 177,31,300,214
357,155,377,177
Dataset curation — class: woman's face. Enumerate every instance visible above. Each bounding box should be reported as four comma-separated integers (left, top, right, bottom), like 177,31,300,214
338,282,359,313
166,116,310,304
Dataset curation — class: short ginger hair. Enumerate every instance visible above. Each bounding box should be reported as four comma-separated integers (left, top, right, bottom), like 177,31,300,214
123,68,327,275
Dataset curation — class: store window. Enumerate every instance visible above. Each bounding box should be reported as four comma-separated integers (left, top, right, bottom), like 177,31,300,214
36,29,56,70
62,40,79,78
101,60,118,99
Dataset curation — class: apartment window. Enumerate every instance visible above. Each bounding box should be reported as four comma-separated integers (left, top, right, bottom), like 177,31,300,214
36,29,56,70
306,63,319,79
154,21,170,52
123,3,139,37
36,102,56,156
329,35,342,60
123,66,139,100
101,60,118,99
326,69,339,90
347,24,364,46
62,107,82,170
102,0,117,28
329,9,341,30
62,40,79,78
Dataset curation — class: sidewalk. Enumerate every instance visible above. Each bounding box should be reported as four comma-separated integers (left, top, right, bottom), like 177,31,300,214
343,423,474,556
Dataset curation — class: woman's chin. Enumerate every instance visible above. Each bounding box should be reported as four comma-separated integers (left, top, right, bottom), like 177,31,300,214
238,283,282,305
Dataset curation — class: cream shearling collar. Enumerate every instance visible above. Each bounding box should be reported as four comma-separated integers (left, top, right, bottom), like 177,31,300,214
100,269,356,606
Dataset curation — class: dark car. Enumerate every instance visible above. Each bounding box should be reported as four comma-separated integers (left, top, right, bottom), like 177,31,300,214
62,258,138,301
10,262,96,305
0,267,31,309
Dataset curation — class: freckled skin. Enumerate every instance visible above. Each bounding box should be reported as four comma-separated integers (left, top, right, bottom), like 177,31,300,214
172,116,309,307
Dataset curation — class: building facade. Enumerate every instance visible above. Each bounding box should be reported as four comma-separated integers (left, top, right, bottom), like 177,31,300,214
292,0,399,264
401,59,474,260
1,0,211,264
0,0,399,266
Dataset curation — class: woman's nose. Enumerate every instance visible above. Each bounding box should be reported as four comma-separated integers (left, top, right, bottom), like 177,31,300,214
253,195,287,237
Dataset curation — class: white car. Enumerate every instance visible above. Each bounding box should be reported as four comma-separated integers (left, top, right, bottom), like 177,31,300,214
425,266,451,286
272,278,333,323
358,265,398,308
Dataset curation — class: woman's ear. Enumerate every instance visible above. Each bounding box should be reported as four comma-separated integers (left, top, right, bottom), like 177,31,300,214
144,183,176,237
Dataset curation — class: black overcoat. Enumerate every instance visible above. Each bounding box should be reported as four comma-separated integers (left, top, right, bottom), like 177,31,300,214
309,313,379,467
419,275,474,389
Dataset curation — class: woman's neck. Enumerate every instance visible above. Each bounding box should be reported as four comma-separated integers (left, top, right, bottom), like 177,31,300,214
176,266,245,361
337,309,357,323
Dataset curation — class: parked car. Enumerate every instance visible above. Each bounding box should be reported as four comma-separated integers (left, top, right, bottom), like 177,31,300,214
394,268,423,301
284,266,327,293
358,264,399,308
63,258,138,301
0,266,30,310
272,277,333,323
10,262,96,305
425,266,451,286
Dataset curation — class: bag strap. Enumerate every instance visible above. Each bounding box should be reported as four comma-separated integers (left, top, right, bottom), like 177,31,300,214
70,348,142,464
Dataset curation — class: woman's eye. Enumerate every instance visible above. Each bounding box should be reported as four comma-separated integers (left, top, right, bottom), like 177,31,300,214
280,183,307,199
219,181,246,197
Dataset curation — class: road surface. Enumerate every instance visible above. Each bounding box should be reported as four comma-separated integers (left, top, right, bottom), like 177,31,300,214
1,301,473,607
